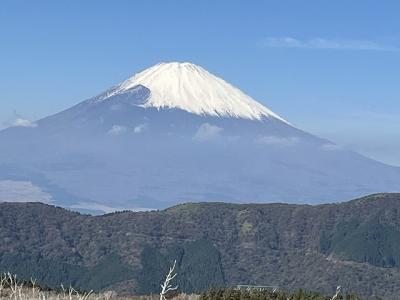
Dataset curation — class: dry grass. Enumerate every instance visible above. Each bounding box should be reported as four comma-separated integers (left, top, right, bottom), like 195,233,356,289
0,273,199,300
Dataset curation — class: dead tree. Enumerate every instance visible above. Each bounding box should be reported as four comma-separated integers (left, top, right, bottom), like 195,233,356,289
160,260,178,300
331,286,341,300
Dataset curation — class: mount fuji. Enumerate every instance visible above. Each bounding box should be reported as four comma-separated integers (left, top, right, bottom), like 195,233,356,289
0,62,399,213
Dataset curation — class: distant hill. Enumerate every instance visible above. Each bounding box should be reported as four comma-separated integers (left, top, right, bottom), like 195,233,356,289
1,193,400,298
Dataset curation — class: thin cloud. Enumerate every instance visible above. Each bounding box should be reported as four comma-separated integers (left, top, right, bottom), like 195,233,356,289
69,202,154,214
193,123,223,142
320,143,343,151
2,111,38,128
0,180,53,203
256,136,299,146
261,37,399,51
107,125,127,135
12,118,38,128
134,123,147,134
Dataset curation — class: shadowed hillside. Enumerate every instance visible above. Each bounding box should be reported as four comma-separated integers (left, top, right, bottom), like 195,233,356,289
1,193,400,298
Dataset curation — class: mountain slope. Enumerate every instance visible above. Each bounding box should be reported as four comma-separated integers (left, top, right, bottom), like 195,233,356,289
0,62,399,212
1,194,400,298
93,62,288,122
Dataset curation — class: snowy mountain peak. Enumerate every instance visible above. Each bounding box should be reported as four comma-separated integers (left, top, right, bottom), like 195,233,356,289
98,62,289,123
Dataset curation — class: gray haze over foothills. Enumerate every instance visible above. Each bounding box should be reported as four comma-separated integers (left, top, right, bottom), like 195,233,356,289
0,62,399,214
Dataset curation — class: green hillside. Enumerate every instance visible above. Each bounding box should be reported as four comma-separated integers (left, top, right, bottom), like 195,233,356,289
0,193,400,298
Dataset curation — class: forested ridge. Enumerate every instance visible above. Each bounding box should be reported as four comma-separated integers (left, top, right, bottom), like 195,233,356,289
1,193,400,298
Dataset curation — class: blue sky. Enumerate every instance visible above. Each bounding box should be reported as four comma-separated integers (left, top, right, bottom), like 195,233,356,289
0,0,399,165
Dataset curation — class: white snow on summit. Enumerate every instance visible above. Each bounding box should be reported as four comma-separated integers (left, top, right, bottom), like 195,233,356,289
99,62,288,122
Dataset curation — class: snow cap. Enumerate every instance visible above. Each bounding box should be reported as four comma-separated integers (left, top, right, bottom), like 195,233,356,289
99,62,288,123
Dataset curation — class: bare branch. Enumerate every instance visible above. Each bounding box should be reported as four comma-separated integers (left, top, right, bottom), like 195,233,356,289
331,286,341,300
160,260,178,300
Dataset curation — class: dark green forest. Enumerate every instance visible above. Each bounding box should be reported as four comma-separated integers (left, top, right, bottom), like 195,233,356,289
1,193,400,297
